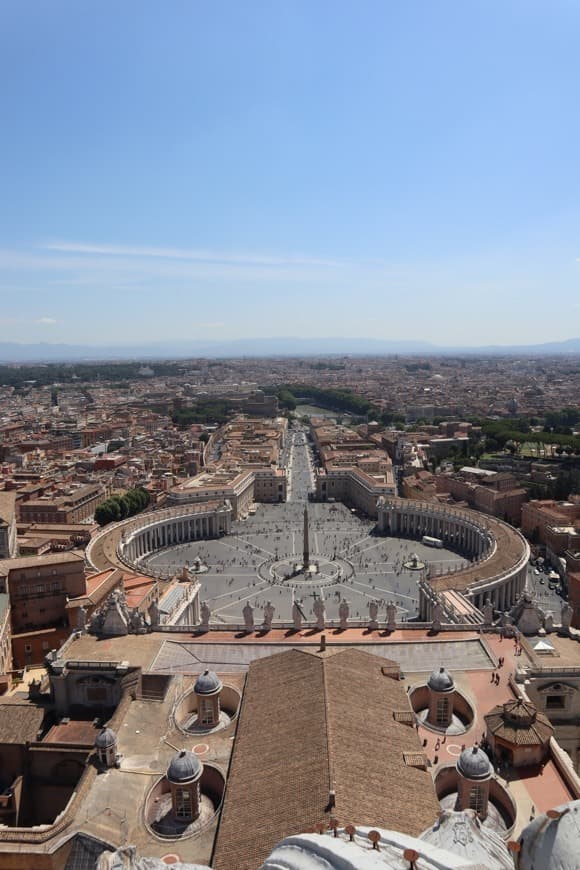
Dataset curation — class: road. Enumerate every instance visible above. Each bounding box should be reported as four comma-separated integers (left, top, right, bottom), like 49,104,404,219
286,426,315,503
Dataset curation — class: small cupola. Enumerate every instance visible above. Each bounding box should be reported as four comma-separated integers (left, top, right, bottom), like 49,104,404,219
166,749,203,822
94,727,117,768
194,669,223,728
427,667,455,729
456,744,492,819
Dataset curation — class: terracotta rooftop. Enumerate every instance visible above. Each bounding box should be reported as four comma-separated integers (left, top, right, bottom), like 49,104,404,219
44,719,99,746
0,550,84,574
0,702,45,744
0,492,16,525
212,646,440,870
485,699,553,746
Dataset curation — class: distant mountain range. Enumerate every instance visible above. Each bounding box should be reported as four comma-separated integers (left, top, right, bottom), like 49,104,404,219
0,337,579,363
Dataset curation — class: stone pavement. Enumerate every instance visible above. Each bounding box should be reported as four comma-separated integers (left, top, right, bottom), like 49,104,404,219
149,636,494,675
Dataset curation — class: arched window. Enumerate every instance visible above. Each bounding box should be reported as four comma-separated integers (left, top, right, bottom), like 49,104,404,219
175,788,193,819
436,697,449,725
469,785,484,815
200,698,214,726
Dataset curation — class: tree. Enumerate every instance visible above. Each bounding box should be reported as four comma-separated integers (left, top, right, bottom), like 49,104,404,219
94,487,150,526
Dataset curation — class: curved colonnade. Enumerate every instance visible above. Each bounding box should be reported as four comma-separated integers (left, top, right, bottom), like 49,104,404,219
86,500,233,577
88,495,529,625
377,498,529,619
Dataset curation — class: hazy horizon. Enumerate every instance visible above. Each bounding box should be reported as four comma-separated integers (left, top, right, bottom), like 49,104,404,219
2,3,580,346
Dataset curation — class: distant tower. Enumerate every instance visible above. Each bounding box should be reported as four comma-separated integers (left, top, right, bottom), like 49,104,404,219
303,507,310,570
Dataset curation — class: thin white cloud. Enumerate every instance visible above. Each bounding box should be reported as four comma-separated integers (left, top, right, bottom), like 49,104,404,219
198,321,226,329
42,240,343,269
36,316,57,325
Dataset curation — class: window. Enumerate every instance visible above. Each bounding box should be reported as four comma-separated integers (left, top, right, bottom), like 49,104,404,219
24,644,32,653
175,788,193,819
469,786,484,814
436,698,449,725
546,694,566,710
86,687,108,703
200,700,214,726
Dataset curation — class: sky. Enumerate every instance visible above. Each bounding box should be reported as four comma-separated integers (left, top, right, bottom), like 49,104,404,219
1,1,579,348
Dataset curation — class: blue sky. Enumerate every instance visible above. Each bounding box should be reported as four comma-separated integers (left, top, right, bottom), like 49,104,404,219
1,1,579,346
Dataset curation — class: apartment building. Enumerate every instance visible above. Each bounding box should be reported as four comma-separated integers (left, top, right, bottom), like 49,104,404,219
0,493,17,559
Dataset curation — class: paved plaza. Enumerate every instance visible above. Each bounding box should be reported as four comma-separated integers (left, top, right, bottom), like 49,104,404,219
143,429,468,625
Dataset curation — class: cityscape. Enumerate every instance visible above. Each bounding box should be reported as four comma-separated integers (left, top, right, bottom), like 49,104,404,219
1,3,580,869
0,354,578,869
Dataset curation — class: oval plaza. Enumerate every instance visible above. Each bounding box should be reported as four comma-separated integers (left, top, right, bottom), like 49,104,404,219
88,428,529,629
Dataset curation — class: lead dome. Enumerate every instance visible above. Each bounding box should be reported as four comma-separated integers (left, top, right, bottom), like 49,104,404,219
94,727,116,749
457,745,492,781
167,749,203,783
518,800,580,870
427,666,454,692
194,669,222,695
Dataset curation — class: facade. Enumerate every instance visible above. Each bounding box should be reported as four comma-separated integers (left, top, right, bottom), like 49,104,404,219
315,467,396,516
0,552,86,635
167,470,255,518
0,551,86,667
17,483,105,524
519,654,580,774
521,498,580,545
0,494,17,561
0,595,12,693
436,469,527,526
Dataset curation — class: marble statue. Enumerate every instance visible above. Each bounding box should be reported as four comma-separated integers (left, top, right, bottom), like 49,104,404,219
510,590,545,636
313,596,326,631
561,602,573,632
482,599,494,627
263,601,275,630
339,598,350,629
292,599,303,630
100,590,130,637
148,599,160,627
544,611,554,632
76,605,87,632
386,601,397,631
130,608,146,633
200,601,211,630
243,601,255,632
369,599,379,630
431,602,445,632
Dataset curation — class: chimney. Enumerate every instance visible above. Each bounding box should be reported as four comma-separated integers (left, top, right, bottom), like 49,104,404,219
320,634,326,652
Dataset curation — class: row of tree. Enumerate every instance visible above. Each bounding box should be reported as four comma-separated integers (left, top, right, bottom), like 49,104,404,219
171,400,231,427
94,487,151,526
0,361,183,389
274,384,376,417
479,418,580,455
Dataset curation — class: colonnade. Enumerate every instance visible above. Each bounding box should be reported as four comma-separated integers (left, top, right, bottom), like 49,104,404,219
121,507,232,564
469,568,527,613
378,499,529,622
378,500,492,559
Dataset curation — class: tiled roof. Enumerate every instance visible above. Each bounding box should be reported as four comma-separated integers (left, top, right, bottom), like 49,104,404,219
0,492,16,526
0,550,84,575
212,647,440,870
485,699,553,746
0,702,45,743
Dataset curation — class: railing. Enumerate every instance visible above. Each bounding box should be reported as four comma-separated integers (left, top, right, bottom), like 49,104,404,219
151,619,479,634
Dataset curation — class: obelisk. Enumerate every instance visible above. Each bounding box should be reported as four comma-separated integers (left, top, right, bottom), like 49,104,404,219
303,506,310,572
